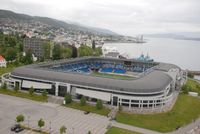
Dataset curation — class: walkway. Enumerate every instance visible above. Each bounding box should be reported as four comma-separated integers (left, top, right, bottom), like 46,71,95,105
167,117,200,134
112,121,162,134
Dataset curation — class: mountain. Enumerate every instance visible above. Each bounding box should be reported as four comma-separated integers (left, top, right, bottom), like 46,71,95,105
0,9,118,36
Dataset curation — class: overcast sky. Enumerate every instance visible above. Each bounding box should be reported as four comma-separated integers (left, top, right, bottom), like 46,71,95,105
0,0,200,36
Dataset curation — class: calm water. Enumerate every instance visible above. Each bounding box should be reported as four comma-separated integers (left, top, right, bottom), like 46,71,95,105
194,75,200,81
104,38,200,71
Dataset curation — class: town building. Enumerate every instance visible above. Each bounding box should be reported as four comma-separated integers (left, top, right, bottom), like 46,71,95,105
23,37,47,59
0,55,6,67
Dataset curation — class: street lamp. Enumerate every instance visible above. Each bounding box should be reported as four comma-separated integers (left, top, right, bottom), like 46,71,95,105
27,116,30,128
72,127,74,134
49,121,51,134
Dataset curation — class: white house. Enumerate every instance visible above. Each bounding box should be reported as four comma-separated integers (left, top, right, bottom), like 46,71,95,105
0,55,6,67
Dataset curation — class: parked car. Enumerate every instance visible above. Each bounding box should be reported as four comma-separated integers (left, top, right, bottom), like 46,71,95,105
10,124,20,131
15,127,24,133
84,111,90,115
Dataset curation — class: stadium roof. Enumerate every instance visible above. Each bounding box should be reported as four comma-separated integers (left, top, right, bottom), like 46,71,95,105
11,57,179,94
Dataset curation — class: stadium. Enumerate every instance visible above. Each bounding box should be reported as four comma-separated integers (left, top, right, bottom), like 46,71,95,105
4,57,184,113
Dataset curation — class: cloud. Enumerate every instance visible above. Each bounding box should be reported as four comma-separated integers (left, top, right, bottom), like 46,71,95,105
0,0,199,35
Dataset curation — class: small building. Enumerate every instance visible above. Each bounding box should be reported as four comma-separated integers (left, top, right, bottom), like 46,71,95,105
0,55,6,67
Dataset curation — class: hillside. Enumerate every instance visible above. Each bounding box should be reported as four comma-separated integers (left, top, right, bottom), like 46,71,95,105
0,9,118,36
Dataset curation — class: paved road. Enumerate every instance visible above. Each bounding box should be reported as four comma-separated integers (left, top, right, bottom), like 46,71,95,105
0,94,109,134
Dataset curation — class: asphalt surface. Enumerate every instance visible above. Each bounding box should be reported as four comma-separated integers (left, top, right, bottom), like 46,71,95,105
0,94,109,134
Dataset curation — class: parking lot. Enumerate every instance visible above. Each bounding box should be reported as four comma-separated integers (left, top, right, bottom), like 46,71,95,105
0,94,110,134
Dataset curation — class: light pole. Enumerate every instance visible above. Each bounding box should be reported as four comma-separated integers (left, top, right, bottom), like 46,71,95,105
27,116,30,128
72,127,74,134
49,121,51,134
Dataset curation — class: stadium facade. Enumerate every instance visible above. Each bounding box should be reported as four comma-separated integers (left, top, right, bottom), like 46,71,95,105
3,57,185,113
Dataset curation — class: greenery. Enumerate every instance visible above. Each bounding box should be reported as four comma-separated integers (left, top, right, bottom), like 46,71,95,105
21,49,33,65
87,130,92,134
14,83,20,92
2,83,7,89
96,99,103,110
188,72,194,79
29,86,34,96
78,45,102,57
0,64,17,76
0,33,23,62
106,127,141,134
52,45,61,60
60,45,72,59
64,93,72,104
64,101,110,116
60,125,67,134
16,114,25,124
182,79,200,95
92,72,134,80
0,88,47,102
80,96,87,106
78,45,93,57
116,94,200,132
42,89,48,98
43,41,52,60
38,118,45,130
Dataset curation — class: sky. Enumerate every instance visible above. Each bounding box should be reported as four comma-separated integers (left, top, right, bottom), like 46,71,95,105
0,0,200,36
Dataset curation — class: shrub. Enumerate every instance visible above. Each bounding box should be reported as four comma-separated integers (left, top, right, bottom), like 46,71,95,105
60,125,67,134
14,83,19,92
80,96,86,106
16,114,24,125
2,82,7,89
29,86,34,96
38,118,45,130
42,89,48,98
96,99,103,110
65,93,72,104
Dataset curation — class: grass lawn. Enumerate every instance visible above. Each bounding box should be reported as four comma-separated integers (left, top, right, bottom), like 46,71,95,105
64,101,110,116
0,65,16,76
106,127,141,134
0,89,47,102
116,94,200,132
91,72,134,80
185,79,200,95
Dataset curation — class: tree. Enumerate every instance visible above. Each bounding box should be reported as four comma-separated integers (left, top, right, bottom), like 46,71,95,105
88,131,92,134
188,72,194,79
92,40,95,50
52,45,61,60
94,47,103,56
38,118,45,131
43,41,52,60
78,45,93,57
23,49,33,65
29,86,34,96
60,125,67,134
65,93,72,104
61,46,72,59
71,45,78,58
16,114,24,125
42,89,48,98
80,96,86,106
5,47,17,61
2,82,7,89
96,99,103,110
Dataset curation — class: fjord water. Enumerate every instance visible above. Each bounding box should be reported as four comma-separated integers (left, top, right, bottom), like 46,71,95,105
104,38,200,71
